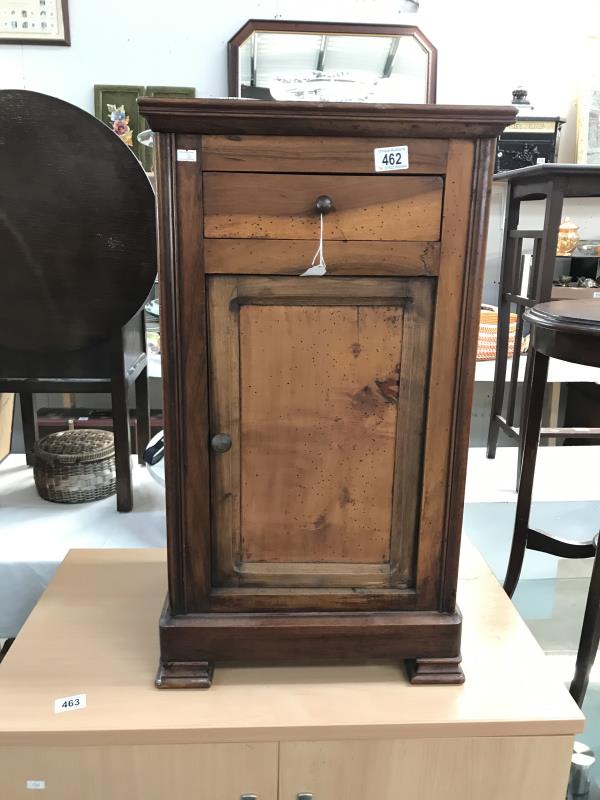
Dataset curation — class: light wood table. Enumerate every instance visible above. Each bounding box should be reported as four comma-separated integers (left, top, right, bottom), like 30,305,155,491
0,543,584,800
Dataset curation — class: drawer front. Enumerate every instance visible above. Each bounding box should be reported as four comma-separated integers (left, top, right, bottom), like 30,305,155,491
203,173,443,241
201,135,449,174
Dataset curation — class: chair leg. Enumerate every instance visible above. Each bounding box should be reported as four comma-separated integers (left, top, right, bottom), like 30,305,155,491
486,297,512,460
487,189,520,460
135,366,150,465
570,542,600,707
515,348,534,492
111,376,133,513
504,349,549,597
19,393,38,467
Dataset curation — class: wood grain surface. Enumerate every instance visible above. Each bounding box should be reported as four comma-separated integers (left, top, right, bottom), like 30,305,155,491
240,303,402,564
0,544,582,746
204,239,440,276
203,173,443,241
201,135,448,174
208,276,432,594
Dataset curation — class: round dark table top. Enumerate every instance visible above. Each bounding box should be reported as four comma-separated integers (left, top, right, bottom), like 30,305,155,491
525,300,600,336
0,90,156,353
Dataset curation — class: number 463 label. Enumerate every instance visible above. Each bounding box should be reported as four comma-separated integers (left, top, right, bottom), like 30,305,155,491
374,145,409,172
54,693,86,714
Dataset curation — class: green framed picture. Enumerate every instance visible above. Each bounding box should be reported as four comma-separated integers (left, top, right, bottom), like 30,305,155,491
94,84,196,171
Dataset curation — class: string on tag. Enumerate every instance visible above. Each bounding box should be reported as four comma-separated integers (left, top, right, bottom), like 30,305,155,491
300,212,327,276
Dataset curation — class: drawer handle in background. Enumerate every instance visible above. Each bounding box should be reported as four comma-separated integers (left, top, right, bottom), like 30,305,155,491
297,794,314,800
211,433,232,453
315,195,334,214
240,795,258,800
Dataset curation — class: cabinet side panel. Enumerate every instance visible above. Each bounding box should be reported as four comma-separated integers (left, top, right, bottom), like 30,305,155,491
440,137,497,610
416,139,475,609
156,133,211,612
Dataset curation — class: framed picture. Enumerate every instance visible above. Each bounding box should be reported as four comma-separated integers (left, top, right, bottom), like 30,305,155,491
0,0,70,45
576,37,600,164
94,84,195,171
94,85,145,160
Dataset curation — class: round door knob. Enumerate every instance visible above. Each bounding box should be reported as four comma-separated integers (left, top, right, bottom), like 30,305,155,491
211,433,232,453
315,195,334,214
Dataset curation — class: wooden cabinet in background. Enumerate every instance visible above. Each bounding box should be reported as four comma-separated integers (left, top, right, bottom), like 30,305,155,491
139,98,516,687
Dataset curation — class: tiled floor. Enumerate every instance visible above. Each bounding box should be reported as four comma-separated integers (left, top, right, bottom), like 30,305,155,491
465,445,600,786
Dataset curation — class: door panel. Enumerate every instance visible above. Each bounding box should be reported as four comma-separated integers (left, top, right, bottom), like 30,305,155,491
278,737,573,800
208,276,434,599
240,302,401,565
1,742,278,800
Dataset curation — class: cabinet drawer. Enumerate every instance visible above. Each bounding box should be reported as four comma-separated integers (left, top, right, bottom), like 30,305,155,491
203,172,443,241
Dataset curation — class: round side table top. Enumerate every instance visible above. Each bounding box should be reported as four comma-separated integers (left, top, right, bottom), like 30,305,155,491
525,300,600,336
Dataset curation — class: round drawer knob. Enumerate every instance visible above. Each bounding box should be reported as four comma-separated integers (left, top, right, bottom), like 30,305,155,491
315,195,334,214
210,433,232,453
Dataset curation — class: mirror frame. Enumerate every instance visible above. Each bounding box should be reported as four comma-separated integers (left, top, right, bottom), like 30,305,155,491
227,19,438,104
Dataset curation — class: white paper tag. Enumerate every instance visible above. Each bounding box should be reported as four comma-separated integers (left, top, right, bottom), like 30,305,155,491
536,157,546,164
374,145,409,172
54,693,86,714
176,149,197,162
26,781,45,790
594,292,600,298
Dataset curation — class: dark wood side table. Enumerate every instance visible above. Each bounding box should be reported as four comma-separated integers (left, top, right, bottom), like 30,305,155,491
0,90,156,511
503,299,600,706
487,165,600,479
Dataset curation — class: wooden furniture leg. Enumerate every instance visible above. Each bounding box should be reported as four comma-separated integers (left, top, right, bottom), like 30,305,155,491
111,375,133,513
516,348,534,491
569,538,600,706
504,349,549,597
487,187,519,459
405,656,465,685
135,366,150,465
19,393,38,467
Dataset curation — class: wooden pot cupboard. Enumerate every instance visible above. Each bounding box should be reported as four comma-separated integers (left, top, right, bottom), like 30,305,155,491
139,97,517,688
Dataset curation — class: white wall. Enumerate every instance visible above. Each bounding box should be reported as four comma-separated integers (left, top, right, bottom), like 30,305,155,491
1,0,598,159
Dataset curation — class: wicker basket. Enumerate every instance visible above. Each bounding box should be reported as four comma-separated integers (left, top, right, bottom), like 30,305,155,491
33,429,116,504
477,304,528,362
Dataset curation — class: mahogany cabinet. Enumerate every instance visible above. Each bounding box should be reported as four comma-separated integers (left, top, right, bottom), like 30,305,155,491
139,98,516,687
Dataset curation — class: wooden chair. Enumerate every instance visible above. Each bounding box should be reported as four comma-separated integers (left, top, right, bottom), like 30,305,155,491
487,165,600,485
503,299,600,706
0,90,156,511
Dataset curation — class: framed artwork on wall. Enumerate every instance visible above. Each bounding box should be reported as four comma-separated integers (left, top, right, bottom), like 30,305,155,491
0,0,70,45
94,85,195,170
94,85,144,160
576,37,600,164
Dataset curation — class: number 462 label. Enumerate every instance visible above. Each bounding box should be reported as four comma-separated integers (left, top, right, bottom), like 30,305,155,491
374,145,409,172
54,693,86,714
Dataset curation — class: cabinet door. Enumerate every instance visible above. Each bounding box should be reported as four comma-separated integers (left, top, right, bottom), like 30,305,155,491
2,742,278,800
279,737,573,800
208,276,434,602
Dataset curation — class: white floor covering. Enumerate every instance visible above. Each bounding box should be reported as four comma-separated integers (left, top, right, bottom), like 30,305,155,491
0,454,166,636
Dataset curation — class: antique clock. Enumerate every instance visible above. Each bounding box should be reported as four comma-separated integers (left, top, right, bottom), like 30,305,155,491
139,97,515,688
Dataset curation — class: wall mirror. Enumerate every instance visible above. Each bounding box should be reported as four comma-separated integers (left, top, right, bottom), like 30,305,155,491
228,20,437,104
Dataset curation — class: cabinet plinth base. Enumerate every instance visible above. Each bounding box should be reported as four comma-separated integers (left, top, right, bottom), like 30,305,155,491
156,660,214,689
405,656,465,685
157,599,463,688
